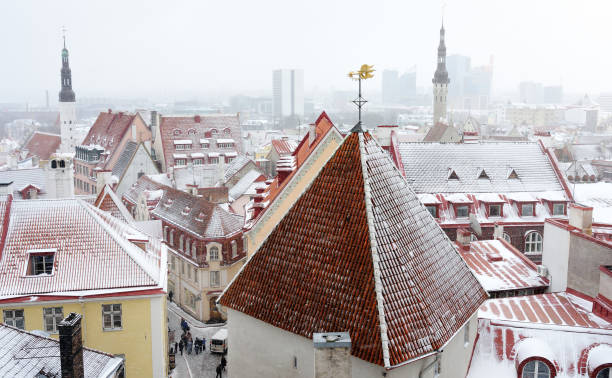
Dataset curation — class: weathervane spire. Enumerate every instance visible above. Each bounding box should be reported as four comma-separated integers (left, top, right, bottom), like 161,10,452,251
61,25,67,49
348,64,375,133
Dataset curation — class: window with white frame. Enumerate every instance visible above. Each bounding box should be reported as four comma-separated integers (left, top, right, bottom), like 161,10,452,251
525,232,543,254
194,267,198,283
502,233,512,244
209,157,219,164
175,159,187,166
210,271,220,287
521,360,551,378
28,252,55,276
521,203,534,217
3,309,25,329
192,243,197,258
552,203,565,216
455,205,469,218
193,159,203,165
102,304,122,330
179,234,184,252
231,240,237,258
209,246,219,261
186,239,191,255
43,307,63,333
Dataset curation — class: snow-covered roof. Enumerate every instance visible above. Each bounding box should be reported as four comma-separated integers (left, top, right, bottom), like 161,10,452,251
0,323,123,377
459,240,549,292
216,138,235,144
0,198,164,299
0,168,46,197
190,152,205,158
173,139,192,145
468,292,612,378
573,182,612,224
228,169,263,200
398,142,565,194
172,153,187,159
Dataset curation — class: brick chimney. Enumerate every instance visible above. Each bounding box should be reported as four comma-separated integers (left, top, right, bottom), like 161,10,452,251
313,332,351,378
493,222,504,240
569,203,593,235
59,313,85,378
457,228,471,251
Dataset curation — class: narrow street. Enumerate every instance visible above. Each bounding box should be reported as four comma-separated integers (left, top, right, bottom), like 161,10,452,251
168,301,228,378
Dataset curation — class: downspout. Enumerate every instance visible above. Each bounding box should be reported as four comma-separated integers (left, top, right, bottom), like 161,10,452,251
418,353,440,378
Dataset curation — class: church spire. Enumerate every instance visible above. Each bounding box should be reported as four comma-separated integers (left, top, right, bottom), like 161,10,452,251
433,22,449,85
432,19,450,125
59,30,76,103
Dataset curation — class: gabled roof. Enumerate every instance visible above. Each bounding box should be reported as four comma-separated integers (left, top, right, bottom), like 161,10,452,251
398,142,566,194
22,132,61,160
0,323,123,378
0,198,162,299
423,123,456,142
223,154,254,183
158,114,242,169
459,239,549,292
270,138,298,155
151,186,242,239
82,111,138,164
111,141,139,179
221,132,487,368
94,185,134,224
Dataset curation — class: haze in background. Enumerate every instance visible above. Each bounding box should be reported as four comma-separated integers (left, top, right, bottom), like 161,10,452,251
1,0,611,103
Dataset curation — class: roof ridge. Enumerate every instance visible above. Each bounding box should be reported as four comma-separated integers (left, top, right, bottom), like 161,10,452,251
358,133,390,367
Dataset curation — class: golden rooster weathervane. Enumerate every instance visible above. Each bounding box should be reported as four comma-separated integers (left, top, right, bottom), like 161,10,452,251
348,64,375,132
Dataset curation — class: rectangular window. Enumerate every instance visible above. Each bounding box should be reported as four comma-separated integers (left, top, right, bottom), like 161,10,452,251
3,309,25,329
43,307,63,333
426,205,437,218
553,203,565,216
193,159,203,165
455,205,469,218
175,159,187,166
210,271,220,287
201,143,209,149
188,265,191,279
464,322,470,346
521,203,534,216
181,260,185,274
28,252,55,275
489,204,501,217
102,304,122,330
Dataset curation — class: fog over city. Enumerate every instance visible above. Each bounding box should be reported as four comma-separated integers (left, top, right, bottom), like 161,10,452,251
1,0,611,103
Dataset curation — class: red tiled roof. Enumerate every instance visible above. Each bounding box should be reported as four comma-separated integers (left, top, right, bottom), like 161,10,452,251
123,175,167,208
0,198,158,297
22,132,60,160
423,123,452,142
270,139,297,155
94,185,133,224
81,111,140,169
221,131,487,367
158,114,242,169
459,239,549,292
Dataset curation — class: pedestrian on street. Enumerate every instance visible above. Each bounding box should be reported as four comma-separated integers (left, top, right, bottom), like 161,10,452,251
216,364,223,378
202,337,206,351
174,342,178,354
221,355,227,371
169,290,173,302
178,340,184,356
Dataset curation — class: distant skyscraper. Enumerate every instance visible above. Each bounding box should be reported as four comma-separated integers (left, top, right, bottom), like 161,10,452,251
432,23,449,125
382,70,416,104
272,69,304,121
447,54,470,107
520,82,563,104
58,36,77,153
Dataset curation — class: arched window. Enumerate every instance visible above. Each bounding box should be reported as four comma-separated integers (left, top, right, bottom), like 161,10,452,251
209,246,219,261
179,235,184,251
525,232,543,254
596,367,611,378
51,160,57,169
231,240,237,258
59,160,65,168
502,233,512,244
521,360,550,378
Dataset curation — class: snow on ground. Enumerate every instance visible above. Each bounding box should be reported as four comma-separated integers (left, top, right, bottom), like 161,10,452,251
572,182,612,224
168,301,228,378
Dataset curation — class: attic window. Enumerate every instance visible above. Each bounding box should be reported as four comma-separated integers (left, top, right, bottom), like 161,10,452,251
164,198,173,207
182,206,191,215
196,212,205,222
478,169,489,180
508,169,519,180
448,169,460,180
26,250,56,276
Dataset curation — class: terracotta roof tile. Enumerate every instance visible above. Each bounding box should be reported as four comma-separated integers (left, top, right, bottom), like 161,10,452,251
22,132,60,160
82,112,137,165
270,139,298,155
221,131,487,367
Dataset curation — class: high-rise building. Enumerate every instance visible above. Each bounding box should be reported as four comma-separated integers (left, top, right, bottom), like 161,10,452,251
432,23,449,125
447,55,493,110
447,54,470,107
382,69,416,105
58,37,78,153
519,82,563,104
272,69,304,122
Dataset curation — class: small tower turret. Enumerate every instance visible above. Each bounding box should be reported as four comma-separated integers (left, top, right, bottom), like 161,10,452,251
58,31,78,154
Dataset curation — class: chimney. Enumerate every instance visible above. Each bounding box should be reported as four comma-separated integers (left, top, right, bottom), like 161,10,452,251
375,125,398,148
313,332,352,378
309,123,316,145
569,203,593,235
96,170,113,195
59,313,85,378
457,228,471,250
493,222,504,240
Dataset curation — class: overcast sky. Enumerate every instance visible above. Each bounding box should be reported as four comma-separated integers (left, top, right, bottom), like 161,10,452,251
1,0,611,104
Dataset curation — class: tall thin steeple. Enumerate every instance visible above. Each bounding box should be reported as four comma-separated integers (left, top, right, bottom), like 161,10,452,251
58,28,78,154
432,21,450,125
59,30,76,103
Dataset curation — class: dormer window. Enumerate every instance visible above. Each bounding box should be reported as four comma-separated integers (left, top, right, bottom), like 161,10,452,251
196,212,205,222
455,205,469,218
552,203,565,216
489,204,501,217
425,205,438,218
26,250,56,276
182,206,191,216
521,203,535,217
173,129,181,136
448,169,460,180
508,169,519,180
164,198,173,208
478,169,489,180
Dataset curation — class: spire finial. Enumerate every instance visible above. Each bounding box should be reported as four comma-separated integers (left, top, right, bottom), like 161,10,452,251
61,25,67,48
441,2,446,30
348,64,375,133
